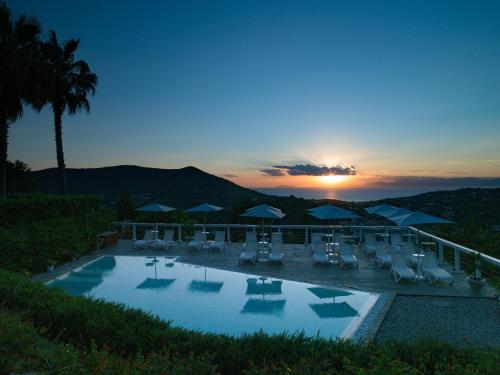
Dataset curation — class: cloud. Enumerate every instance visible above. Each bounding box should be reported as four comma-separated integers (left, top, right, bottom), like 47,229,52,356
261,164,357,177
260,168,286,176
221,173,238,178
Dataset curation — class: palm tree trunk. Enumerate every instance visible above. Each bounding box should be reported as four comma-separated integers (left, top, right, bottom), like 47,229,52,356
0,116,8,198
53,107,68,194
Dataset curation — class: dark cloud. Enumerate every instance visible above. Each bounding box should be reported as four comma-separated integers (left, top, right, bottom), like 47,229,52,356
262,164,357,177
260,168,286,176
221,173,238,178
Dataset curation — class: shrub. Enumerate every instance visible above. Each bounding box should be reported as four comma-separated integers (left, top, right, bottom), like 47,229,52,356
0,209,114,273
0,194,101,227
0,270,498,374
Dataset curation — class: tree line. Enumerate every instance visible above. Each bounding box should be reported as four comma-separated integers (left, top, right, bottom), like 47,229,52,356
0,2,97,197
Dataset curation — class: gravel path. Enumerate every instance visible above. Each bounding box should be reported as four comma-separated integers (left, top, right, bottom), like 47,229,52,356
375,296,500,348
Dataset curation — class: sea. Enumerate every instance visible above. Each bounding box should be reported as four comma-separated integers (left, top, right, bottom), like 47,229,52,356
254,187,474,202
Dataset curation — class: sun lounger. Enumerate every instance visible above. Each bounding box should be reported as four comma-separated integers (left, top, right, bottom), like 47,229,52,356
271,232,283,243
133,230,154,248
269,240,285,265
244,231,257,246
374,244,391,268
390,253,416,283
155,229,177,249
422,251,454,285
239,241,257,265
209,231,227,251
187,231,204,250
308,232,323,254
312,242,330,266
338,245,358,269
363,232,377,256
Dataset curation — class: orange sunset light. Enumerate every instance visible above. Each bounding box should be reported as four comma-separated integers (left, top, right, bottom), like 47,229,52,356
318,175,349,185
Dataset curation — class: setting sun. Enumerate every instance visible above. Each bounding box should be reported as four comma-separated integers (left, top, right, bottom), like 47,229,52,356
318,175,349,185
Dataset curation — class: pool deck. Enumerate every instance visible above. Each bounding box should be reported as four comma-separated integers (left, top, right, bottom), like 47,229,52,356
34,239,497,298
33,240,499,346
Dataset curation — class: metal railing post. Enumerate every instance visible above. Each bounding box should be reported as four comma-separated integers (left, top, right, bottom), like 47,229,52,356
438,242,444,265
227,226,231,244
132,224,136,240
454,248,461,272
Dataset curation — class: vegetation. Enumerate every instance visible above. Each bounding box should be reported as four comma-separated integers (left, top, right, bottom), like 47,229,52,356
0,270,498,374
0,195,112,273
0,2,97,196
0,2,41,197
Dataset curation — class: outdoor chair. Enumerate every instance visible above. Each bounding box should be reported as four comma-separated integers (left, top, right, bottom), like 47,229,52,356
187,231,204,250
269,240,285,265
312,241,330,266
239,241,257,265
421,251,454,285
338,244,358,269
133,229,154,249
390,253,417,283
209,231,227,251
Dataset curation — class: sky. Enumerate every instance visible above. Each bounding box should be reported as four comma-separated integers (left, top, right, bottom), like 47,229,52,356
7,0,500,189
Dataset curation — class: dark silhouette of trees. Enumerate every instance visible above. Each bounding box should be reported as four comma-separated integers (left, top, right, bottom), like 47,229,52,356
33,31,97,194
0,2,41,197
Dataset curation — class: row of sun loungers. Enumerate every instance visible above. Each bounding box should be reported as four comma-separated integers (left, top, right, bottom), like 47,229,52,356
133,230,453,285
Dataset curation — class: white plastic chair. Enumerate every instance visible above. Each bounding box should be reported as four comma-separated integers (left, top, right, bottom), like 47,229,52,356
312,242,330,266
269,240,285,265
187,231,204,250
209,231,227,251
133,230,154,249
239,241,257,265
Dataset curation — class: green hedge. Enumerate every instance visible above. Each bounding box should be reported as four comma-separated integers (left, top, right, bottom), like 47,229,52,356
0,209,115,273
0,309,216,374
0,270,498,374
0,194,101,227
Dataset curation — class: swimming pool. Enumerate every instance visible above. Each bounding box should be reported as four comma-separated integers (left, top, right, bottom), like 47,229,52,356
48,255,379,339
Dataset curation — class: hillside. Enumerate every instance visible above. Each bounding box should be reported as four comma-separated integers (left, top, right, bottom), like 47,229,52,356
31,165,265,208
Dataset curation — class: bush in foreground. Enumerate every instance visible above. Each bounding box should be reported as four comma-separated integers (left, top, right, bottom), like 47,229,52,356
0,270,498,374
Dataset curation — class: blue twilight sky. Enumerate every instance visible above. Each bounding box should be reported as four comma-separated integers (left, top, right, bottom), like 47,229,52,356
7,0,500,188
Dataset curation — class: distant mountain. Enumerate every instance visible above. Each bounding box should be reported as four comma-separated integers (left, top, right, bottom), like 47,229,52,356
31,165,266,208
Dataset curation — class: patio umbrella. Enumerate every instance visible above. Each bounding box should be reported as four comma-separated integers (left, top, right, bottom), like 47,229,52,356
241,277,285,315
188,267,224,293
308,287,353,301
309,205,359,243
136,256,176,289
240,205,285,237
246,277,283,295
389,211,453,279
135,203,176,238
186,203,223,233
309,301,359,319
365,204,397,215
379,207,413,219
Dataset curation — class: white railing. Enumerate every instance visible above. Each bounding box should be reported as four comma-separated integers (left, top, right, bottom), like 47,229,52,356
113,221,500,276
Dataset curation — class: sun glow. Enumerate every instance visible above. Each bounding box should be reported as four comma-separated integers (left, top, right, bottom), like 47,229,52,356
318,175,349,185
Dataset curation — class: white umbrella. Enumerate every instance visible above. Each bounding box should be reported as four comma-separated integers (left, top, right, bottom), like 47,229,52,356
309,204,359,243
135,203,175,239
365,204,397,215
382,207,413,219
186,203,223,232
390,211,453,279
240,205,285,237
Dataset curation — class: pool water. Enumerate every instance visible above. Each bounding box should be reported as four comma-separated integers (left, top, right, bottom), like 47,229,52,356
48,256,379,339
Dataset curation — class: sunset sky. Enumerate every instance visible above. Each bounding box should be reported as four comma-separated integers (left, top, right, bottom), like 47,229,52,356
8,0,500,189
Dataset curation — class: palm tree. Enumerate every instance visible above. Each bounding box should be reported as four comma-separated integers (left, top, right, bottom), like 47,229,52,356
0,2,41,197
36,31,97,194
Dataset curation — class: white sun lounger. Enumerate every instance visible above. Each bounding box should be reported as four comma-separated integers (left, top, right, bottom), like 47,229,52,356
374,244,391,268
338,245,358,269
155,229,177,249
244,231,257,246
390,253,417,283
269,240,285,265
312,242,330,266
363,232,377,256
209,231,227,251
422,252,454,285
133,229,154,249
271,232,283,242
187,231,204,250
308,232,323,254
239,241,257,265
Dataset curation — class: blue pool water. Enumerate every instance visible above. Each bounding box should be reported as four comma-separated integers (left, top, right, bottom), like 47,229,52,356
48,256,379,339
